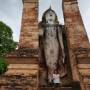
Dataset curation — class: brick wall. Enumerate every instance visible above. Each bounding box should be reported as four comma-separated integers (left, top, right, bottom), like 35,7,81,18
19,0,38,49
63,0,90,90
63,0,88,49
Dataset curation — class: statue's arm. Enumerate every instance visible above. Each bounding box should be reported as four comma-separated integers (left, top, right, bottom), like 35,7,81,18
39,27,44,36
39,27,45,64
58,26,65,63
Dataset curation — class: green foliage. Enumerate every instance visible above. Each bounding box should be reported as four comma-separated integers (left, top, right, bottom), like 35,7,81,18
0,21,17,56
0,21,17,74
0,57,8,75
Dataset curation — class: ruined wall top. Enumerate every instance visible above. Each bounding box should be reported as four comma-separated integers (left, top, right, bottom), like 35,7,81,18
23,0,38,3
63,0,77,2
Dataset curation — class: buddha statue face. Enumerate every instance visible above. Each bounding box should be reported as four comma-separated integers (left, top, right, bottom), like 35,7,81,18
45,10,56,24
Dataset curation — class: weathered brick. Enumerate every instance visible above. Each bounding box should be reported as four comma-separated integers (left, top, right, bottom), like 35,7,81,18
19,0,38,49
63,0,89,83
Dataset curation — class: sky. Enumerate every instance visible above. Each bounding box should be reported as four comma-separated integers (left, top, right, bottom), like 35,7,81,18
0,0,90,42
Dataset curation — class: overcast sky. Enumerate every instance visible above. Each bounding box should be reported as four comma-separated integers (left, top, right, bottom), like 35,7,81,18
0,0,90,42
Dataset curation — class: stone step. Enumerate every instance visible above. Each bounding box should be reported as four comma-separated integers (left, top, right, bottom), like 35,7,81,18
39,87,54,90
39,87,73,90
57,87,73,90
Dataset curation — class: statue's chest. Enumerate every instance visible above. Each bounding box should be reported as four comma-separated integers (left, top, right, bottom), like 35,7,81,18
45,27,57,39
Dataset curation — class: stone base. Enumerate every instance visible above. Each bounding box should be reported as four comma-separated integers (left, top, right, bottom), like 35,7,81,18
39,86,79,90
0,75,38,90
0,64,39,90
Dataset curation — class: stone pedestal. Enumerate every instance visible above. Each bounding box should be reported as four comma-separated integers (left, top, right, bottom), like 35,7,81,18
75,45,90,90
0,64,39,90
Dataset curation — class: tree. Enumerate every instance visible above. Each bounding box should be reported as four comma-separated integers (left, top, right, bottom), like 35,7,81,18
0,21,17,56
0,21,17,74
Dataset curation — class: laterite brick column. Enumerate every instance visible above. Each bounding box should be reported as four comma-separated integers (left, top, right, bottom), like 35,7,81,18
62,0,89,82
19,0,38,49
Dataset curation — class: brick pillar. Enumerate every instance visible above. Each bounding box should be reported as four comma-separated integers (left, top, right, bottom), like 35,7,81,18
63,0,88,48
62,0,89,82
19,0,38,49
